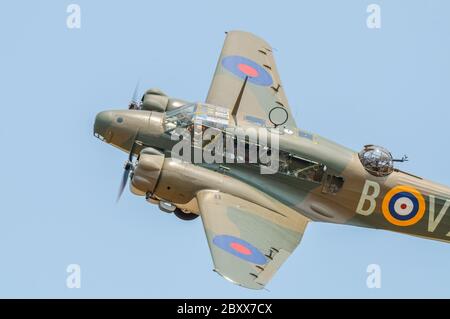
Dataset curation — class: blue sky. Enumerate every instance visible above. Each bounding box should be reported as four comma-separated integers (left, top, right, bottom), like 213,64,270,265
1,0,450,298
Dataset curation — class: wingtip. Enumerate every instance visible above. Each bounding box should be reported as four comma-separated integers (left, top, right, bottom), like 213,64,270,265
213,268,265,290
224,30,272,50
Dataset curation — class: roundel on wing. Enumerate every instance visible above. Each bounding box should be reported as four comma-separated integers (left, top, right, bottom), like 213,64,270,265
212,234,267,265
381,185,426,226
221,55,273,86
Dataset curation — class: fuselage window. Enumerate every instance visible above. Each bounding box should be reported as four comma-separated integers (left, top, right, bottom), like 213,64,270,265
278,152,324,183
322,175,344,194
299,130,313,141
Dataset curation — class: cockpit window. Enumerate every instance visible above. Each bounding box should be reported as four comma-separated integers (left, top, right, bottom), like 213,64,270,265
164,103,229,133
164,103,196,131
194,104,229,128
359,145,394,177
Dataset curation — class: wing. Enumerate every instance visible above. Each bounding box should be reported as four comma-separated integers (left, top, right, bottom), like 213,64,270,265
197,190,308,289
206,30,297,128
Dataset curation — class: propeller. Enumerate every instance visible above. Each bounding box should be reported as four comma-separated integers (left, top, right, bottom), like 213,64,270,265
116,130,140,202
128,80,141,110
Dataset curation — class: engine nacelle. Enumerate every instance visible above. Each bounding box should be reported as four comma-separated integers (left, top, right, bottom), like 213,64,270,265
140,88,188,113
130,152,289,217
130,147,164,195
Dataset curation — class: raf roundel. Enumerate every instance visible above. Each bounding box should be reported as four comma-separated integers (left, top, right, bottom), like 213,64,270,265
212,234,267,265
382,185,426,226
221,55,273,86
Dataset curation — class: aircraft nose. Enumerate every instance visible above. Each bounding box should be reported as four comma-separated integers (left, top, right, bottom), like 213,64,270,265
94,111,114,141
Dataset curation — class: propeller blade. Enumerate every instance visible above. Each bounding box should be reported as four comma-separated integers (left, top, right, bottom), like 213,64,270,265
128,80,141,109
128,143,135,162
116,130,140,203
116,166,131,203
131,80,140,103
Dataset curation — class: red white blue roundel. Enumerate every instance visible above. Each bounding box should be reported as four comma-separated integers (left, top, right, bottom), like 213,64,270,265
381,185,426,227
213,234,267,265
388,192,419,220
221,55,273,86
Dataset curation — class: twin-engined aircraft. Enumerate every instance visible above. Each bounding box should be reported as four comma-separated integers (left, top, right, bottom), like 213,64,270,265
94,31,450,290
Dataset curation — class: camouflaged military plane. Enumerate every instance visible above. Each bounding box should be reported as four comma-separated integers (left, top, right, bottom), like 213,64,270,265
94,31,450,290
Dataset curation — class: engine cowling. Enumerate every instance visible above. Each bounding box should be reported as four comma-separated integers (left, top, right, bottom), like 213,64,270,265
140,88,188,113
130,147,164,196
130,152,288,218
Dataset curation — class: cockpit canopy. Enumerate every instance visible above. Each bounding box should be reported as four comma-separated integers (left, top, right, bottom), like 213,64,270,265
164,103,230,132
359,145,394,177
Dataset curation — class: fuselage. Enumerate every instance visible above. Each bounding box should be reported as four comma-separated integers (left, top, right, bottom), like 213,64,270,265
280,130,450,244
94,106,450,244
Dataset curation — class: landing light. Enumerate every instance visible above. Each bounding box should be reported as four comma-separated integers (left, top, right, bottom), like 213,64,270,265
94,132,105,141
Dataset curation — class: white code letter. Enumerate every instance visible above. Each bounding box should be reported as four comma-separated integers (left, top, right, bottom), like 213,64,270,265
356,180,380,216
428,195,450,232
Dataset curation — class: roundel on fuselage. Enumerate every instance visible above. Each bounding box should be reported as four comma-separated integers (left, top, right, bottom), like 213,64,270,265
382,185,426,226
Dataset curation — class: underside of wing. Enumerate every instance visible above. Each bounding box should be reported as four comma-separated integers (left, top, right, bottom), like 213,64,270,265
197,190,308,289
206,30,297,128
